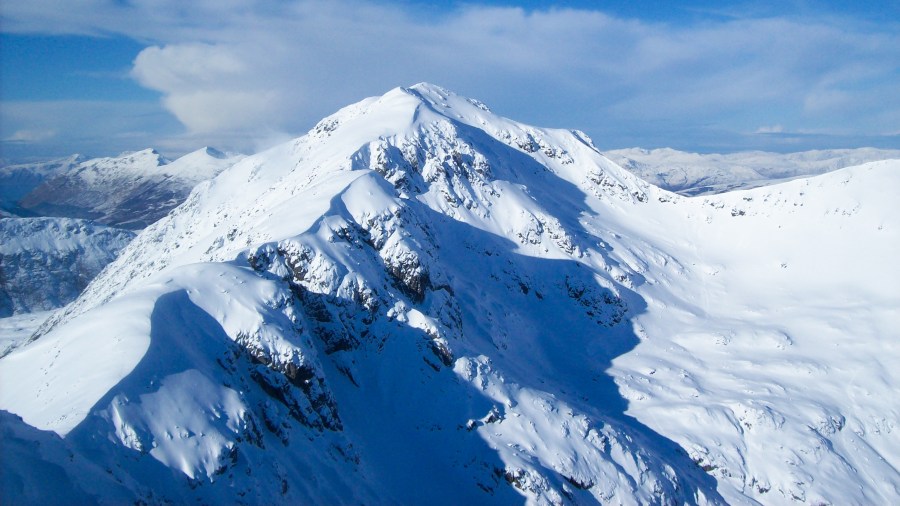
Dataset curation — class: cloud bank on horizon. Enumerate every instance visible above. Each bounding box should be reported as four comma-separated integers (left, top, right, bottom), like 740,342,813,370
1,0,899,159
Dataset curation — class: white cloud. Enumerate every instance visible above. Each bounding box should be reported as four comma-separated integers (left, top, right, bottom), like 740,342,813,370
132,44,283,133
0,100,181,159
4,129,57,142
755,125,785,134
3,1,900,153
131,44,248,92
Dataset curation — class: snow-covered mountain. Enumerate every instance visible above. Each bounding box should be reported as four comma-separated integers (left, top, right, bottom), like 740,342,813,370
0,154,87,217
606,147,900,195
0,311,53,358
1,84,897,505
0,148,240,354
14,147,243,229
0,217,135,320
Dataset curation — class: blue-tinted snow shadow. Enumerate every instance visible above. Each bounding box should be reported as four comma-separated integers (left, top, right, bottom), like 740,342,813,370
375,109,727,503
64,290,381,503
62,290,238,501
402,202,724,504
62,275,520,503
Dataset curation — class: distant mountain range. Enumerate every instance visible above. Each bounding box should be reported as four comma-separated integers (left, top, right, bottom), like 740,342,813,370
2,84,897,505
0,217,134,319
0,148,244,321
0,154,87,218
2,147,244,229
605,146,900,195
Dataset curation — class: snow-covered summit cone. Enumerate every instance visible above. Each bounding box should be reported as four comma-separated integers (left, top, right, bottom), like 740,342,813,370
2,84,898,505
159,146,243,184
46,83,659,326
16,147,243,229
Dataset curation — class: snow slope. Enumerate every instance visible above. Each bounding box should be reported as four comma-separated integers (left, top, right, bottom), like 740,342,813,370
602,161,900,503
15,147,243,229
2,84,897,505
606,147,900,195
0,217,135,319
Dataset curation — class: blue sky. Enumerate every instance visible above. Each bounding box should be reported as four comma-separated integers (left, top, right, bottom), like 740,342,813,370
2,0,899,161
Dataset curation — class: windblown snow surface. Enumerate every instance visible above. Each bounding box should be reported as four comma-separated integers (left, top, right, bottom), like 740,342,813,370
606,147,900,196
1,84,897,505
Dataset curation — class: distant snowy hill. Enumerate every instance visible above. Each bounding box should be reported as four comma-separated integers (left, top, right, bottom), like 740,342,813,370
0,154,87,217
0,147,241,351
13,147,243,229
0,217,135,320
0,311,52,358
2,84,897,505
606,147,900,195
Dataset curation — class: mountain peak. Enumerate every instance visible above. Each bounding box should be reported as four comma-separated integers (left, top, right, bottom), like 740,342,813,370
4,85,897,505
321,83,495,135
99,148,170,168
177,146,230,162
202,146,227,159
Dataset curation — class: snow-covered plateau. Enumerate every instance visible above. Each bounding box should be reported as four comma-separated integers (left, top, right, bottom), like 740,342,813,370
1,84,897,505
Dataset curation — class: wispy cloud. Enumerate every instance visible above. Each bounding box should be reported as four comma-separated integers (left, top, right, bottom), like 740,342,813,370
4,129,56,142
755,125,785,134
0,100,180,159
3,1,899,154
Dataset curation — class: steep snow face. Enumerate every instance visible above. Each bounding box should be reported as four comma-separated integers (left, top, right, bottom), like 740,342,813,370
0,410,138,504
606,147,900,195
15,147,243,229
1,84,898,505
0,218,135,320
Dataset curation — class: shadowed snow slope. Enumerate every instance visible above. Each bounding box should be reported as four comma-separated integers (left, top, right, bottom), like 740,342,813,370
1,84,897,505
